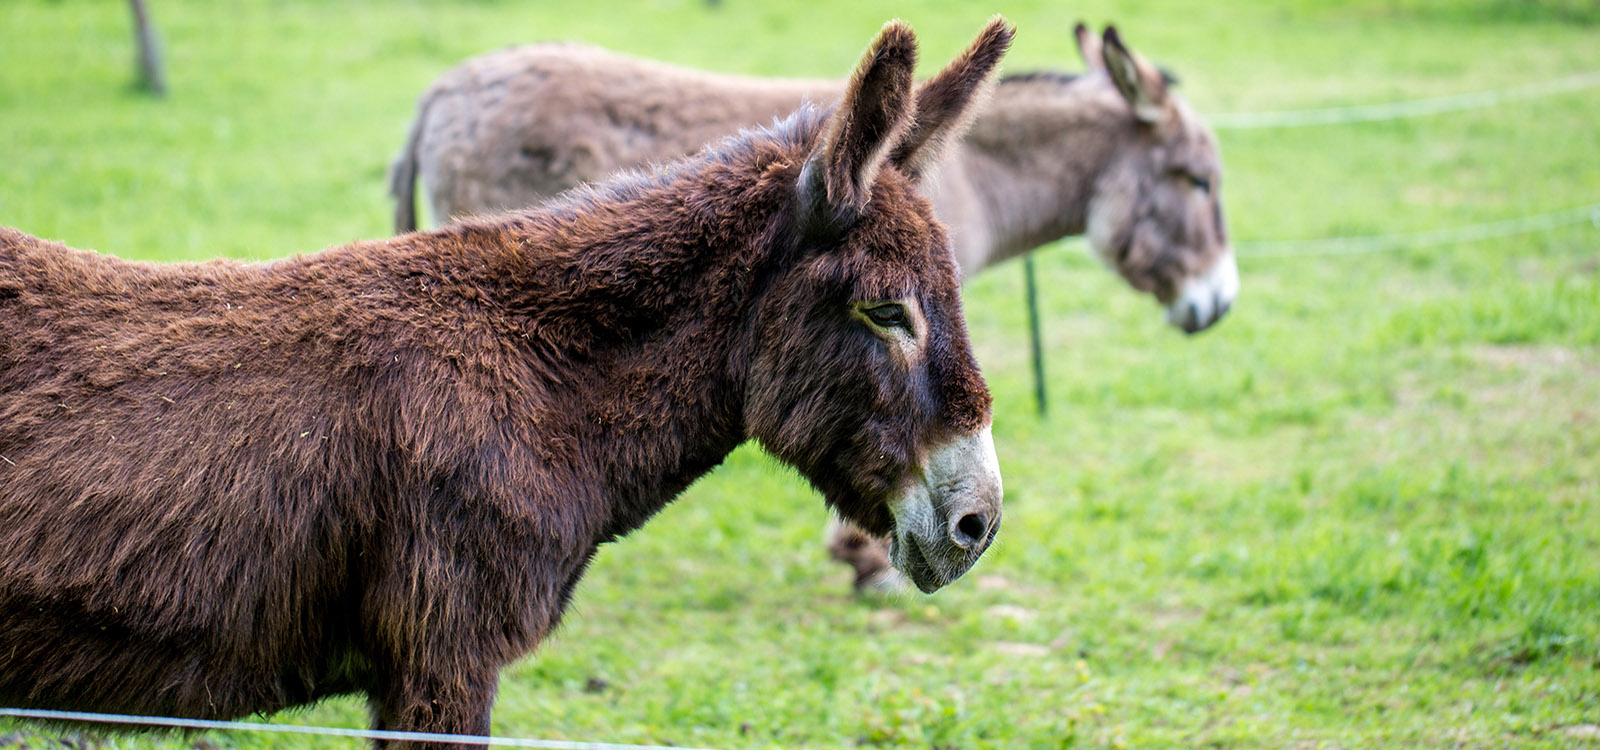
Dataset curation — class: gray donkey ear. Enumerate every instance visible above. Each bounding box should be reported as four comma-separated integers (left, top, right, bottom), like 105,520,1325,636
1102,26,1170,124
1074,21,1104,73
889,16,1015,182
802,20,919,219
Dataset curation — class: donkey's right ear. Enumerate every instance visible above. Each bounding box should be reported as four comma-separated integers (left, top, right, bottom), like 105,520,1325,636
888,16,1014,182
800,20,919,224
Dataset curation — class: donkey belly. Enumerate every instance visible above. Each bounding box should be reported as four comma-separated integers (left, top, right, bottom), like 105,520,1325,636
0,585,368,719
0,477,369,718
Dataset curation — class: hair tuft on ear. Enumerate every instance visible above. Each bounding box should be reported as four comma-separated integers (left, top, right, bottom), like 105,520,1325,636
888,15,1015,181
809,19,920,217
1102,25,1170,124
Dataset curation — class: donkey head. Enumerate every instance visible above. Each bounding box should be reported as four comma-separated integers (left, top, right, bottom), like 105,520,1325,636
745,18,1013,593
1077,24,1238,334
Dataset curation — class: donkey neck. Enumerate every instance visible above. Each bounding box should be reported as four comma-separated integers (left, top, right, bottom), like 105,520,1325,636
942,74,1134,274
429,143,800,539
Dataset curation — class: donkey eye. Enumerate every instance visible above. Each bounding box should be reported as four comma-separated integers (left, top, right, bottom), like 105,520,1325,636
863,303,908,329
1187,174,1211,193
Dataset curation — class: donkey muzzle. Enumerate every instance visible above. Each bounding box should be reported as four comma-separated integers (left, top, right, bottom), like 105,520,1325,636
888,426,1003,593
1166,250,1239,334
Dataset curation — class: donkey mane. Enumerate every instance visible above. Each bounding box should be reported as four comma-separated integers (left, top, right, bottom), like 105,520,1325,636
1000,66,1178,88
999,69,1082,86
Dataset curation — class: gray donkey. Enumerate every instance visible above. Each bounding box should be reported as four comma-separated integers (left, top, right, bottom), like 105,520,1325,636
393,23,1236,334
391,23,1237,591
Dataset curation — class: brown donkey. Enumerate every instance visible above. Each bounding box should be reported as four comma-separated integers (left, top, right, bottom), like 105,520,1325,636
0,19,1011,747
393,23,1236,334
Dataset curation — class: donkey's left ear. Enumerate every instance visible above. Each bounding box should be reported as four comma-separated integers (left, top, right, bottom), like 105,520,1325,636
1074,21,1104,73
1102,26,1170,124
889,16,1015,181
802,20,920,223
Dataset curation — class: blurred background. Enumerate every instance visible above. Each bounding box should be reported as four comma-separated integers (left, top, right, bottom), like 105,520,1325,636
2,0,1597,747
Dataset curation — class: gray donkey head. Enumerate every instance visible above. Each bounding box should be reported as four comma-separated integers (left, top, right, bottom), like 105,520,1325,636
1079,24,1236,333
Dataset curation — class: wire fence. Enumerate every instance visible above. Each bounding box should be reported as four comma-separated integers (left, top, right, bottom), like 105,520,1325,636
1205,69,1600,256
0,709,721,750
1207,69,1600,129
1237,202,1600,258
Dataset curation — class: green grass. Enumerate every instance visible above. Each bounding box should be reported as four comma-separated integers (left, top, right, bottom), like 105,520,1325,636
3,0,1598,748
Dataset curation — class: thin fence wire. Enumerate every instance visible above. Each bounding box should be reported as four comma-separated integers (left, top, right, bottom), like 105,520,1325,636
1208,69,1600,129
1236,202,1600,258
0,708,722,750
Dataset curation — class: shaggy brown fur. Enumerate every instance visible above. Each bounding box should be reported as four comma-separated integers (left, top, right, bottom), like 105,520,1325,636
0,19,1010,747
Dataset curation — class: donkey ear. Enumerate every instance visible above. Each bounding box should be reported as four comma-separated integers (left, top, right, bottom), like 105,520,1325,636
803,20,919,218
888,16,1015,182
1074,21,1104,73
1101,26,1169,124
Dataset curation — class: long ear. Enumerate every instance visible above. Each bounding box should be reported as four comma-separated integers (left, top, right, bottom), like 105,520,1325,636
1074,21,1104,73
888,16,1015,181
804,20,919,218
1102,26,1169,124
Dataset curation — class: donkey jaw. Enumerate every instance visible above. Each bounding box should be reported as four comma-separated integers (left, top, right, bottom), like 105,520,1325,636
887,426,1003,593
1166,250,1238,334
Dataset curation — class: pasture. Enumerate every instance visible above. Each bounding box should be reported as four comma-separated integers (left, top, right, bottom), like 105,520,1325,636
2,0,1597,747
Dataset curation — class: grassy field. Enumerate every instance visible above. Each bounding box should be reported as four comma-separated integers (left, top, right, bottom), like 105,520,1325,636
3,0,1598,748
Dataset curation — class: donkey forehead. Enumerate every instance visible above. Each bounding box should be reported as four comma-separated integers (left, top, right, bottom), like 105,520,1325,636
820,183,957,294
1158,99,1222,171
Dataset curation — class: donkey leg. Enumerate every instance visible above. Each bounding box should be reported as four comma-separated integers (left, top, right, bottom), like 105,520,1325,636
361,571,512,749
825,519,905,593
370,665,499,750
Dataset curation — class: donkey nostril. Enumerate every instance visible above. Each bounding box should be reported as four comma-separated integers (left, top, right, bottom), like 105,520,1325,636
952,513,989,547
1181,301,1201,333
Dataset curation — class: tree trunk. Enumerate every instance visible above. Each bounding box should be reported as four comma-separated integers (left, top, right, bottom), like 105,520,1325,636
128,0,166,96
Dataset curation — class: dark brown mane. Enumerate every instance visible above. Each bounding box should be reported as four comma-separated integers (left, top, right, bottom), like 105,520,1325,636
409,106,835,373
